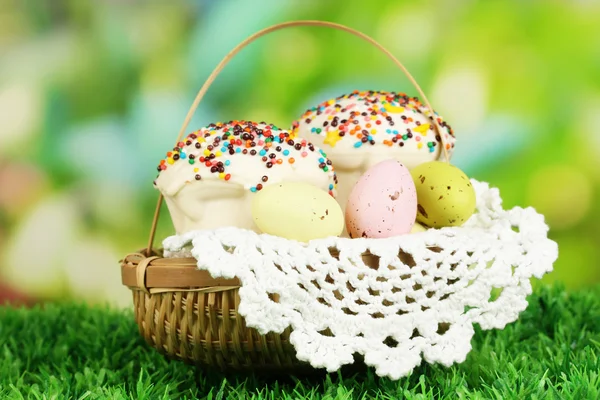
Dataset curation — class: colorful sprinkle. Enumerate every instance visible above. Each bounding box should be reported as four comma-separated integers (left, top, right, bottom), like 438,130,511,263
290,91,455,153
155,120,338,194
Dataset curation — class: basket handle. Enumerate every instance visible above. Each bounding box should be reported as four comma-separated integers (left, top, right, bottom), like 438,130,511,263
146,20,449,255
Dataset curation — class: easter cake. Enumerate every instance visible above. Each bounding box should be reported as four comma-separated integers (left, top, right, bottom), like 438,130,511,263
291,90,456,217
154,120,338,234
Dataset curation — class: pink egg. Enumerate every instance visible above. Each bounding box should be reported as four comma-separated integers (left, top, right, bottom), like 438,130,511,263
345,160,417,238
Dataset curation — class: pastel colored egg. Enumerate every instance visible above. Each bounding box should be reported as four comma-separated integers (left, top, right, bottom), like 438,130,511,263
410,222,428,233
251,182,344,242
410,161,476,228
345,160,417,238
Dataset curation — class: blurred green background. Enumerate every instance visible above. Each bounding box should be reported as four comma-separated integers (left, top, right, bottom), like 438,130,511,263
1,0,599,308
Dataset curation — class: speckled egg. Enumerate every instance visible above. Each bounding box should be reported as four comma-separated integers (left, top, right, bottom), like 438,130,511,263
251,182,344,242
410,161,476,228
345,160,417,238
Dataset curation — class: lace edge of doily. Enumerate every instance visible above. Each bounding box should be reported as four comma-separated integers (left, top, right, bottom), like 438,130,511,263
160,179,558,378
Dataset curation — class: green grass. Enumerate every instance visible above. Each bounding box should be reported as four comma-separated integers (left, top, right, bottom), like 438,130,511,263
1,284,599,400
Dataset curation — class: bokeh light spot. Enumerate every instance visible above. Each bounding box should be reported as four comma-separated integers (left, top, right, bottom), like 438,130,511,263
0,162,48,216
0,83,41,151
64,238,132,308
527,165,592,230
376,6,435,60
575,95,600,171
3,194,82,298
264,29,318,80
430,63,488,135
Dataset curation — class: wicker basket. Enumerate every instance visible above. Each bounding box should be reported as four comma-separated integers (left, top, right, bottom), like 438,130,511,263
121,20,456,372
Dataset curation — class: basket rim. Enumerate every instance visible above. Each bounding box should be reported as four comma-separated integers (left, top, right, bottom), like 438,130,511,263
120,251,241,291
120,244,440,292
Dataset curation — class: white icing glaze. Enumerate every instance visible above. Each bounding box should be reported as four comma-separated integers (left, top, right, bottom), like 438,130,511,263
154,121,337,234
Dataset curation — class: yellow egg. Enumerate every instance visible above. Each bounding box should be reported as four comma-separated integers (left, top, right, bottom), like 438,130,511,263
251,182,344,242
410,222,428,233
410,161,476,228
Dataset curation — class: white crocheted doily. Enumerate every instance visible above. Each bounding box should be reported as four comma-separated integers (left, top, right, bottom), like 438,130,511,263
162,180,558,380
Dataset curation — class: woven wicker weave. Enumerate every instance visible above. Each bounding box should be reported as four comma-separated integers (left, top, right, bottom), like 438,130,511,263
122,252,310,370
120,20,451,372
